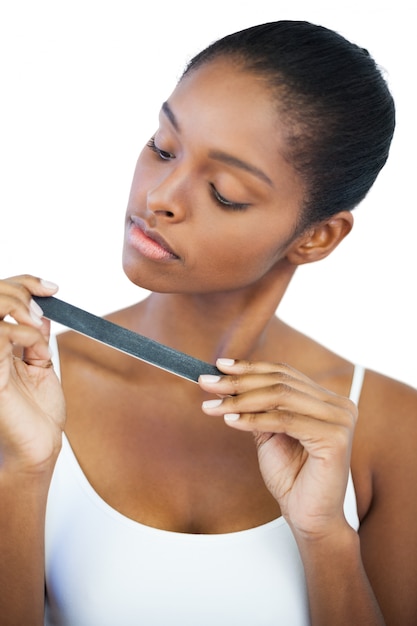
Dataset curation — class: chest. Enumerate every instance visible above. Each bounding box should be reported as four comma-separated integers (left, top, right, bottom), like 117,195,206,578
62,360,282,533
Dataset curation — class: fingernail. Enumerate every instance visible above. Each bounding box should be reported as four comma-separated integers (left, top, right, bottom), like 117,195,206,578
202,399,223,409
217,358,235,367
40,279,59,290
30,311,43,326
224,413,240,421
30,299,44,317
199,374,221,384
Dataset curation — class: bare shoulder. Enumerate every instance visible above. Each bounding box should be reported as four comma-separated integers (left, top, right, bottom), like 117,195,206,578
273,319,417,528
54,306,152,434
351,370,417,621
351,367,417,514
361,367,417,407
355,368,417,463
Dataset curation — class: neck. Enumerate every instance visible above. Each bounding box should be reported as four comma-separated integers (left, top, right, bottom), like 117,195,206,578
134,261,297,363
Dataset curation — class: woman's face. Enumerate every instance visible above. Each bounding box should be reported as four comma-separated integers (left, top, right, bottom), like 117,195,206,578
123,59,305,294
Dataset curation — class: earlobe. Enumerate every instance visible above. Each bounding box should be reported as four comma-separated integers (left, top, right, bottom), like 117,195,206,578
286,211,354,265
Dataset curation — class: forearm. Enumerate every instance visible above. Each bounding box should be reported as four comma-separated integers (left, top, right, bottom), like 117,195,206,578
0,468,54,626
296,524,385,626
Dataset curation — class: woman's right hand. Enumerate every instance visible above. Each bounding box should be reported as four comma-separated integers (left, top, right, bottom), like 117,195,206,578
0,275,66,474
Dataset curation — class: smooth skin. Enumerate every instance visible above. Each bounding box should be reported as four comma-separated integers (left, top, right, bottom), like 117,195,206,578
1,59,417,625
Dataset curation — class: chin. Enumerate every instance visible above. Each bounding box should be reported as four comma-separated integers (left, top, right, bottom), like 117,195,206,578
122,258,174,294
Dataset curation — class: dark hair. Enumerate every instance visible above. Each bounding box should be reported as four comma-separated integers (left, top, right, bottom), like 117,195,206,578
183,21,395,228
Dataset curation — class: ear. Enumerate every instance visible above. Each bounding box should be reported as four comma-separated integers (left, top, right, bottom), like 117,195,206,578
286,211,354,266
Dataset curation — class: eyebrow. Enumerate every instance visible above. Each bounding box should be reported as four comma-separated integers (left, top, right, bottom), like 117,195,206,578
162,101,180,132
161,100,273,188
207,150,273,187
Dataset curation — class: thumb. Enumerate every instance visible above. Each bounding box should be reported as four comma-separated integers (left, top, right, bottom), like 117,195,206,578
21,318,53,368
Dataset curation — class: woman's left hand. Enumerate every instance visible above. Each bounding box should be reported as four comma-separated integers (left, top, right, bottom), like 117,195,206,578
199,359,358,539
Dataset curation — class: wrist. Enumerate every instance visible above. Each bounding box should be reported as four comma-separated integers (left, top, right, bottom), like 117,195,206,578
292,518,359,555
0,440,61,480
292,520,385,625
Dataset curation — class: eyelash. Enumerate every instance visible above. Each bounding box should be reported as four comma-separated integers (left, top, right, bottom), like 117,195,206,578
146,136,250,211
147,136,174,160
209,184,250,211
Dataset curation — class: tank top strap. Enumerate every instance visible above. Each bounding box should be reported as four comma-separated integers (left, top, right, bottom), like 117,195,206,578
349,364,365,406
49,334,61,379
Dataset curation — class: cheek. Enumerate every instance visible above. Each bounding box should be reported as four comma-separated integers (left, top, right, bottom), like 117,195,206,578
188,223,286,287
126,154,155,205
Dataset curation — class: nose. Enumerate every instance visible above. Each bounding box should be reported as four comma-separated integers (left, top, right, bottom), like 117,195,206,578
146,167,188,222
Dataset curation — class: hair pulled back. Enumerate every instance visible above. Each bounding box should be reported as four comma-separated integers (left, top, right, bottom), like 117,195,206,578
184,21,395,227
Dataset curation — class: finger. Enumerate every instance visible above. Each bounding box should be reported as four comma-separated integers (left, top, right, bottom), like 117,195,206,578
206,357,336,400
207,358,321,389
2,274,59,297
22,318,53,367
0,322,51,389
202,382,353,424
0,321,52,365
224,406,354,440
0,276,58,327
233,409,351,450
208,405,355,463
199,369,334,406
0,293,44,328
214,358,316,385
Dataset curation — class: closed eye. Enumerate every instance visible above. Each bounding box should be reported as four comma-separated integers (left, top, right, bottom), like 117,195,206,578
147,136,175,160
210,184,251,211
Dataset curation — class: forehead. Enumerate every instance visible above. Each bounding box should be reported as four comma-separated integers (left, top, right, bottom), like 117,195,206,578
166,59,285,155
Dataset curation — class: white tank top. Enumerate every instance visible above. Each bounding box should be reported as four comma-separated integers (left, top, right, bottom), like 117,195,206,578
44,337,364,626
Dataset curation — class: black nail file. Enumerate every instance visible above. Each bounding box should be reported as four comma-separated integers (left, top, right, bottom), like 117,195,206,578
33,296,221,383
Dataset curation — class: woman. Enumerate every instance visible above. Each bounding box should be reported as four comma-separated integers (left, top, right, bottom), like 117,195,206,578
1,20,416,625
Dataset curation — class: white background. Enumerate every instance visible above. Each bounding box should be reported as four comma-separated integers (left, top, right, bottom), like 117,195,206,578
1,1,415,388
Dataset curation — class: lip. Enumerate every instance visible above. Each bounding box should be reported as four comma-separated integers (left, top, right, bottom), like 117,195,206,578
128,216,180,261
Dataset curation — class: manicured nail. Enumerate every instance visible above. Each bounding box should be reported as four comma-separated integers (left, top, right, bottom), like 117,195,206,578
40,279,59,290
199,374,221,384
217,358,235,367
30,299,44,317
30,311,43,326
202,399,223,409
224,413,240,421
